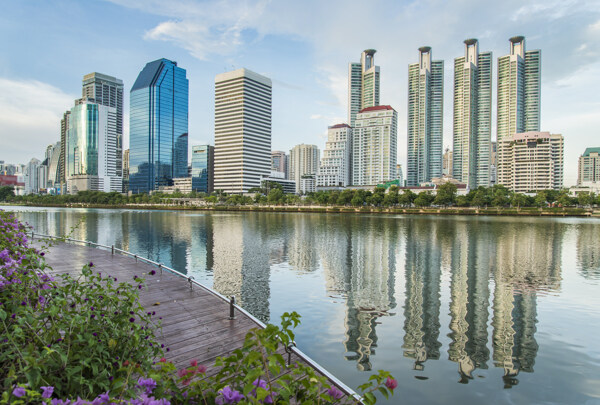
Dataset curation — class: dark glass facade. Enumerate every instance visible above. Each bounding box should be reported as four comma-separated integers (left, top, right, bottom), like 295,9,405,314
129,59,189,193
191,145,214,193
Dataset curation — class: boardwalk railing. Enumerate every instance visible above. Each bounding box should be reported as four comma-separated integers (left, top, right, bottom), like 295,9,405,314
31,231,361,402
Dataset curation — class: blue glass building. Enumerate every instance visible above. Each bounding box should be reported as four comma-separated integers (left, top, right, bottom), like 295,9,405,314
129,59,189,193
191,144,214,193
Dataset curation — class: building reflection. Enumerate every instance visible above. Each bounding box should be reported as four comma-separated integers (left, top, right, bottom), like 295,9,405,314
577,223,600,279
402,219,442,371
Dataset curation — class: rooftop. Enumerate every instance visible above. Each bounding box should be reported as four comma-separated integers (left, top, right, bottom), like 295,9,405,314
329,123,351,129
583,147,600,156
358,105,395,113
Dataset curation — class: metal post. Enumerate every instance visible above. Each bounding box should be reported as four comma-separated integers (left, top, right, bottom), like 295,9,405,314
31,231,34,240
284,342,297,366
228,296,236,320
111,245,115,255
158,263,163,275
134,254,137,262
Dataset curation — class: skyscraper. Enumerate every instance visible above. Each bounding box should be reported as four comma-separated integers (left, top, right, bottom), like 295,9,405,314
191,144,214,193
214,69,271,194
59,110,70,189
129,59,189,193
577,147,600,186
82,73,124,176
497,36,541,142
453,39,492,188
407,47,444,186
289,144,320,193
348,49,380,127
271,151,288,177
24,158,41,194
66,99,122,193
352,105,397,186
316,124,352,188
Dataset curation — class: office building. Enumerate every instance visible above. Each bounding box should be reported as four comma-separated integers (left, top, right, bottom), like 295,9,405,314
289,144,320,193
396,164,404,185
271,151,288,178
453,39,492,188
122,149,129,192
497,36,541,142
317,124,352,188
407,47,444,186
129,59,189,193
352,105,397,186
261,171,295,194
45,142,61,192
214,68,271,193
443,148,453,176
191,144,214,193
577,147,600,186
490,141,498,184
348,49,380,127
59,110,71,188
24,158,41,194
82,73,124,176
66,99,122,193
497,131,563,192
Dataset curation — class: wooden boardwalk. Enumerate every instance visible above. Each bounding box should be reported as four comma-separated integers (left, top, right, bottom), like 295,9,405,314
38,240,358,403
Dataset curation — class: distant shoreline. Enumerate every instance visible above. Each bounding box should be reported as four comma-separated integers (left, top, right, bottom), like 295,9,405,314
2,202,598,217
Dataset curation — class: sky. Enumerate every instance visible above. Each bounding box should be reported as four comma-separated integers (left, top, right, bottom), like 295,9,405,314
1,0,599,186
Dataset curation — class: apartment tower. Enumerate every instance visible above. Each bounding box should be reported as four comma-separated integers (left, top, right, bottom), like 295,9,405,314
129,59,189,193
407,47,444,186
348,49,380,127
316,124,352,188
453,39,492,188
497,36,541,142
289,144,320,193
214,69,272,193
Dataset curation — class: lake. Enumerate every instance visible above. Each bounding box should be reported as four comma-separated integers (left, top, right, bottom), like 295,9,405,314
6,206,600,404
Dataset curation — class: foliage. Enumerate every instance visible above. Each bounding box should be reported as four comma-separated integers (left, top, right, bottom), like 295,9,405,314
433,183,457,207
414,191,434,207
0,186,15,201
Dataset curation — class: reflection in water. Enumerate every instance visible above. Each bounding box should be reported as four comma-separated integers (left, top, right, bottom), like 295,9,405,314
403,220,442,371
15,208,600,401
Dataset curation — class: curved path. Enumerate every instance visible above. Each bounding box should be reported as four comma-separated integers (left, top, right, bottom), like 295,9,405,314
37,239,357,403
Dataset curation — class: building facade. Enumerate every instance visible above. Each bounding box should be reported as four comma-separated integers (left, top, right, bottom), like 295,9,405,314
348,49,380,127
497,36,541,143
191,144,214,194
59,110,71,188
317,124,352,188
577,147,600,186
453,39,492,188
407,47,444,186
443,148,453,176
352,106,397,186
66,99,122,193
45,142,61,192
82,72,124,177
271,151,288,178
289,144,320,193
129,59,189,193
214,69,271,194
24,158,41,194
497,131,563,192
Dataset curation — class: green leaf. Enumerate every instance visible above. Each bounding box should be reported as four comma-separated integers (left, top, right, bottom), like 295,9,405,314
378,386,389,399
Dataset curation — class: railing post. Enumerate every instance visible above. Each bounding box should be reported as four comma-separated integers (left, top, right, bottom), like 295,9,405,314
111,245,115,255
31,231,34,240
134,254,137,262
229,296,236,320
158,263,163,275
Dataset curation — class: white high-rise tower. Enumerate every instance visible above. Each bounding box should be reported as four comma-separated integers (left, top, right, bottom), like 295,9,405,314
348,49,380,127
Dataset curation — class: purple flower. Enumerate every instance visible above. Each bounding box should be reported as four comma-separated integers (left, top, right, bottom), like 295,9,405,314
51,399,71,405
326,386,344,400
149,270,156,275
41,386,54,398
129,317,135,322
89,262,94,267
12,386,26,397
137,377,157,395
215,386,244,404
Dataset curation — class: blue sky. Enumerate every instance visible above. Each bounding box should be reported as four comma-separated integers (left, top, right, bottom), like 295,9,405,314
1,0,599,185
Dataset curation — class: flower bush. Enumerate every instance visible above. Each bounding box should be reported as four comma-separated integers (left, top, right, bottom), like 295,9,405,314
0,210,396,404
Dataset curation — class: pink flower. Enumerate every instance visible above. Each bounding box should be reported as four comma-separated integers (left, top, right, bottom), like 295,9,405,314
326,386,344,400
197,364,207,374
177,369,189,378
385,377,398,390
190,359,198,367
159,357,167,363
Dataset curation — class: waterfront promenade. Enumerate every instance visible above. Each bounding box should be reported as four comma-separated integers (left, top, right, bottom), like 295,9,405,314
36,239,357,402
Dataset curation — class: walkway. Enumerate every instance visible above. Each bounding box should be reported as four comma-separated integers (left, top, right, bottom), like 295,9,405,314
37,239,357,403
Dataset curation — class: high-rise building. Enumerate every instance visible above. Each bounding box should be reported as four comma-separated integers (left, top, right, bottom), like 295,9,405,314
122,149,130,192
490,141,498,184
453,39,492,188
443,148,453,176
45,142,61,191
348,49,380,127
289,144,320,193
577,147,600,186
271,151,288,178
214,68,271,193
129,59,188,193
497,36,541,142
497,131,563,192
59,110,71,188
191,144,214,193
82,73,124,176
24,158,40,194
395,164,404,185
317,124,352,188
66,99,122,193
352,105,397,186
407,47,444,186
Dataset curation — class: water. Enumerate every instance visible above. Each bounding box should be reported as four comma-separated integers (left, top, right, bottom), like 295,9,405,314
5,206,600,404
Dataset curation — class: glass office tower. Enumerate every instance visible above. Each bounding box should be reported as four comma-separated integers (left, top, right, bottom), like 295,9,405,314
191,144,214,193
129,59,189,193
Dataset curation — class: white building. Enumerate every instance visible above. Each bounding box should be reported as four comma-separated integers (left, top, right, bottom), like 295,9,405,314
497,131,563,192
317,124,352,189
577,147,600,186
214,68,272,194
289,144,319,194
352,105,397,186
348,49,380,127
24,158,41,194
300,175,316,194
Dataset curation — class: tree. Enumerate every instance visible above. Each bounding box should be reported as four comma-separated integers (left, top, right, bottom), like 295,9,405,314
0,186,15,201
337,189,354,206
414,191,434,207
577,192,594,207
511,193,528,209
398,190,416,207
383,190,398,206
267,188,284,204
456,195,470,207
471,189,489,207
534,191,548,207
351,190,367,207
433,183,457,206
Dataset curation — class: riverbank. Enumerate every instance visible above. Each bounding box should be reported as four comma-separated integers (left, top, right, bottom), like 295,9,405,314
3,202,598,217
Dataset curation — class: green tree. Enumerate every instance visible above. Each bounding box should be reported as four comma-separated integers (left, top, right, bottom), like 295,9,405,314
577,192,594,207
456,195,470,207
433,183,457,206
351,190,367,207
383,190,398,206
471,189,489,207
267,188,284,204
511,193,528,208
398,190,416,207
0,186,15,201
534,191,548,207
414,191,434,207
337,189,354,206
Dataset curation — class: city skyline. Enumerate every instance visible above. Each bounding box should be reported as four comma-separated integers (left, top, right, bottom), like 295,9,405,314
1,1,599,186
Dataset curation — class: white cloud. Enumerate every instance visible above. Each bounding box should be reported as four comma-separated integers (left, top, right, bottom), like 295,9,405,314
0,78,76,163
